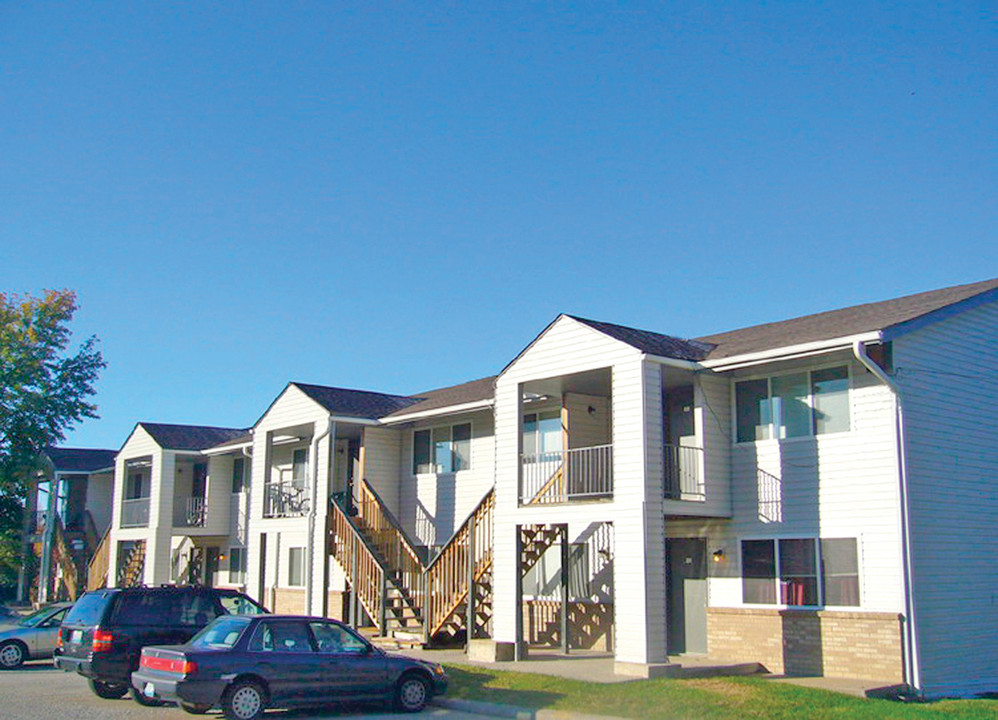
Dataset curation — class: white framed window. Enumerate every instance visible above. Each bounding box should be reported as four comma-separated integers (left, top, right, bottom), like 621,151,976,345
229,547,246,584
413,423,472,474
521,411,563,460
740,537,860,608
292,448,308,489
232,458,247,493
288,547,305,587
735,365,850,443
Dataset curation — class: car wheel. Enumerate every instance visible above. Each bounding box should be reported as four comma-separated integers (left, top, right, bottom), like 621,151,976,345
394,673,429,713
88,678,130,699
180,702,212,714
130,686,167,707
0,641,25,669
222,680,266,720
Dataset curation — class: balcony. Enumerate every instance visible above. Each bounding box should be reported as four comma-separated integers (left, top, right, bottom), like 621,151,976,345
263,480,309,518
174,496,207,527
121,497,150,528
663,444,704,500
520,445,613,505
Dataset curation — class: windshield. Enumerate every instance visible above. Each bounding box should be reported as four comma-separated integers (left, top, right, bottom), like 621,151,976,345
189,616,251,649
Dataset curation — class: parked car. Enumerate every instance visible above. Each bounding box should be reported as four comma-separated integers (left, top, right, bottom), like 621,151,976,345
54,585,267,705
0,602,73,669
131,614,448,718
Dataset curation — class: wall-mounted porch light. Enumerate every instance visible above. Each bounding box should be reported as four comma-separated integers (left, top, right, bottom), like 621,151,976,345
712,549,725,563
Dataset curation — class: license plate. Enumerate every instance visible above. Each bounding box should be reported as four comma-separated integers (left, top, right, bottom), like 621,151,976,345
144,683,156,698
70,630,82,644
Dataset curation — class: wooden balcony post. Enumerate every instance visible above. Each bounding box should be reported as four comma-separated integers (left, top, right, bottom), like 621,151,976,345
560,524,569,654
379,572,388,637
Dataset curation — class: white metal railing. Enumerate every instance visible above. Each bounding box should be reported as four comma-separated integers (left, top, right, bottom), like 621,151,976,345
663,444,705,500
121,497,150,527
174,496,206,527
263,480,309,517
520,445,613,504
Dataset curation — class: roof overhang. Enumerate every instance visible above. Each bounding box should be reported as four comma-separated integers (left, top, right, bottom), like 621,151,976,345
380,399,495,425
700,331,883,372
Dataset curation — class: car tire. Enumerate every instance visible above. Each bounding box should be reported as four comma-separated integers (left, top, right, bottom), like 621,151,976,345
394,673,429,713
222,680,266,720
180,702,212,714
88,678,129,699
0,641,25,669
130,686,168,707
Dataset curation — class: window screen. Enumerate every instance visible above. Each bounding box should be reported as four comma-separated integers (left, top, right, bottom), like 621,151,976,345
741,540,776,604
779,538,818,606
821,538,860,606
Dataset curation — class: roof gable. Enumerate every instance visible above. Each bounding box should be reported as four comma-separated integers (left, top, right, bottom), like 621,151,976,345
568,316,713,361
292,383,422,419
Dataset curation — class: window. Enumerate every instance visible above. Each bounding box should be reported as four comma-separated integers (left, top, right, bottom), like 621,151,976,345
249,620,313,653
412,423,472,474
309,622,369,653
229,547,246,584
522,411,562,458
821,538,860,606
232,458,246,493
288,547,305,587
741,538,860,607
741,539,776,604
779,538,817,606
292,449,307,489
735,366,850,442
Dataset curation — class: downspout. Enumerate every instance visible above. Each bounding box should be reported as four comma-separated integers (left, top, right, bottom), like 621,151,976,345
305,416,334,615
853,340,921,695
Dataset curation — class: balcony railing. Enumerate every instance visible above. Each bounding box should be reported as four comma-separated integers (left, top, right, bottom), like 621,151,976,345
263,480,309,518
121,497,150,528
664,444,705,500
520,444,613,504
174,496,207,527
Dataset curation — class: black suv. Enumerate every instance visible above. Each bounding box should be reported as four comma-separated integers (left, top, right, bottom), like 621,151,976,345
54,585,267,705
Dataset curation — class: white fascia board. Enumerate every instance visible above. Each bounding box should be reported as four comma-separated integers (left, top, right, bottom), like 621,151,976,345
329,415,380,426
379,399,494,425
701,332,882,372
640,353,704,370
202,442,253,457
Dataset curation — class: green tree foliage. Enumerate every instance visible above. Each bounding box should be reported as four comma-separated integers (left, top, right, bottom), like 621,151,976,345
0,290,105,493
0,290,105,595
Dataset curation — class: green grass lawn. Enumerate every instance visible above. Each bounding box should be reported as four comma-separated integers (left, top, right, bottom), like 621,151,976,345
443,663,998,720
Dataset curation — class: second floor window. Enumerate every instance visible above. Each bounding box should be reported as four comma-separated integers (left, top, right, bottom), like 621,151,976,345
735,366,850,443
413,423,472,474
292,449,307,489
232,458,247,493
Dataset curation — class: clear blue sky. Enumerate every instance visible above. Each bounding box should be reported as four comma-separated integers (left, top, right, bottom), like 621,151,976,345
1,2,995,450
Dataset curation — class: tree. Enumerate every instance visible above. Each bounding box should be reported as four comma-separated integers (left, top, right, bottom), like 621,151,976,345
0,290,105,494
0,290,105,597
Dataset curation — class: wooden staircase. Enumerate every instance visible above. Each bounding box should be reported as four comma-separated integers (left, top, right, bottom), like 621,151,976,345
87,528,111,591
328,482,495,646
520,523,562,576
117,540,146,587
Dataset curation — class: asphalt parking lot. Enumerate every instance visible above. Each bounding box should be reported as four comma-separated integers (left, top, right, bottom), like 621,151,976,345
0,660,492,720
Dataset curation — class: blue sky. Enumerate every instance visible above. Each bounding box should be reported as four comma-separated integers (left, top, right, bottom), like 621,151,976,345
1,2,995,450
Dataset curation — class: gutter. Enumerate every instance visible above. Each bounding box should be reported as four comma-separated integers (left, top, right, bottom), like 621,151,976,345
852,339,921,695
703,332,881,371
305,416,334,615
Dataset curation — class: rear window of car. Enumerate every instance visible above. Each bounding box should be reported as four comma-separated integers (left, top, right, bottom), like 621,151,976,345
64,592,114,627
218,594,268,616
189,616,251,649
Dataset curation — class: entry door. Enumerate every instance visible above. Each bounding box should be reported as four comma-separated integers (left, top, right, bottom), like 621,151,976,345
205,547,221,587
666,538,708,654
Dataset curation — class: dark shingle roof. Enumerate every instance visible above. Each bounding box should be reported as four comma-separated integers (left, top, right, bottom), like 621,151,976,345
206,432,254,451
45,447,116,473
293,383,423,419
568,316,714,361
382,377,496,419
139,423,248,451
696,277,998,360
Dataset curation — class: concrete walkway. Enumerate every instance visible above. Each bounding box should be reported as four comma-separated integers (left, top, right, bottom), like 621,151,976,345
400,646,899,699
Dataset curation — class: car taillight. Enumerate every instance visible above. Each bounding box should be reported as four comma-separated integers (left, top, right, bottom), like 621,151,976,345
140,653,197,675
57,628,63,648
92,630,114,652
181,660,198,675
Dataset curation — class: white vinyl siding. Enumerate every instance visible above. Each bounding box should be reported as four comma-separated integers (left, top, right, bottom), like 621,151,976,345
893,298,998,697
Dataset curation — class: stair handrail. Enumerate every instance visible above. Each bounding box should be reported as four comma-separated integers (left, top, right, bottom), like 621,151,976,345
329,496,387,633
358,479,427,564
423,486,495,638
357,480,427,610
87,526,112,591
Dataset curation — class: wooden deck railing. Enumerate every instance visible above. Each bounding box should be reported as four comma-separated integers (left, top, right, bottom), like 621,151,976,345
356,480,425,610
423,487,495,638
329,498,385,631
87,527,111,591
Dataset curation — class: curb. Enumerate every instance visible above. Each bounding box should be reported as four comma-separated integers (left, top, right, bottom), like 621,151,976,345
432,697,632,720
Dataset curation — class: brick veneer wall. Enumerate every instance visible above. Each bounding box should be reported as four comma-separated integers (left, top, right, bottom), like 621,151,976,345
270,588,348,619
707,607,903,681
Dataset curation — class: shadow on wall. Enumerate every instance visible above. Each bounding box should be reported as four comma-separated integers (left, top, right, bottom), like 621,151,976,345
781,610,824,676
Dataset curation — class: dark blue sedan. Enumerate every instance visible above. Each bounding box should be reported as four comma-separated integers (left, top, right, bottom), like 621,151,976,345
130,615,447,718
